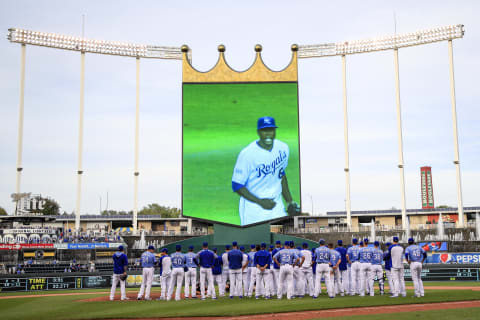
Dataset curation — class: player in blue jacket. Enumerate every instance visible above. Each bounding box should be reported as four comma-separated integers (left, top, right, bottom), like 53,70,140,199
110,245,128,301
211,248,223,298
346,238,360,295
405,238,427,297
227,241,244,298
335,240,348,296
196,242,217,300
254,243,273,299
383,242,393,295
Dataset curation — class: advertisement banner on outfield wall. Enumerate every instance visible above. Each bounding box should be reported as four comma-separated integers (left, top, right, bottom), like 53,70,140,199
0,243,54,250
426,253,480,264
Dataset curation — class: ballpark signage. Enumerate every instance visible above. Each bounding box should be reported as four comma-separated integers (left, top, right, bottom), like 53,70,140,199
54,242,123,250
0,243,54,250
420,166,434,209
426,253,480,264
2,229,56,234
0,276,112,292
182,45,301,226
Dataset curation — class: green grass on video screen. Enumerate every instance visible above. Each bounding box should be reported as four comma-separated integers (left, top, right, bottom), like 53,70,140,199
183,82,300,226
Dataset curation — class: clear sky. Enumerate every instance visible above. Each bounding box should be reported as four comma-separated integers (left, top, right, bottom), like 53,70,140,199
0,1,478,216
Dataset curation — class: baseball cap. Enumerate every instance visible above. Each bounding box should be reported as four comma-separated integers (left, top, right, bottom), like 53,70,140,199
319,239,325,245
352,238,358,244
250,244,256,249
161,248,168,253
225,245,231,249
364,238,369,244
257,117,278,130
269,245,274,249
284,241,290,245
275,240,281,245
118,245,124,251
408,238,414,244
359,241,364,246
297,246,302,250
393,236,399,242
261,242,266,248
290,241,295,247
232,241,238,246
240,246,245,251
213,247,217,252
202,242,208,247
148,245,155,250
374,241,380,247
385,242,392,247
302,242,308,248
176,245,182,251
188,245,194,250
337,240,343,245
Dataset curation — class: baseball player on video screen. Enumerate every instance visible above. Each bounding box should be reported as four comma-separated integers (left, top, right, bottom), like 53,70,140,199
232,116,299,226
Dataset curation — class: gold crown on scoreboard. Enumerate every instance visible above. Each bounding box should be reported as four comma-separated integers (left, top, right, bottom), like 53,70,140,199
181,44,298,83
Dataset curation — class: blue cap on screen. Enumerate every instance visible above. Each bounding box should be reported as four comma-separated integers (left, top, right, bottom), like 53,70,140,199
275,240,281,245
261,242,266,248
225,245,231,249
352,238,358,244
374,241,380,246
118,245,124,251
364,238,369,244
176,245,182,250
257,116,278,130
408,238,414,244
250,244,256,249
393,236,399,242
232,241,238,246
337,240,343,245
319,239,325,245
161,248,168,253
203,242,208,247
148,245,155,250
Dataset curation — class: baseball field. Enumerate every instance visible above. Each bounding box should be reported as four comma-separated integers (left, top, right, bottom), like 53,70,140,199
182,82,301,226
1,282,480,320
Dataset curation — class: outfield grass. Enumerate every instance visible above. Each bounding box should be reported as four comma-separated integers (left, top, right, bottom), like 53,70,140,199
1,288,480,320
315,307,480,320
183,82,300,226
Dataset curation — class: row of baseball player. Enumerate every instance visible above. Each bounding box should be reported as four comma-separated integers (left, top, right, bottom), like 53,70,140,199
109,236,426,301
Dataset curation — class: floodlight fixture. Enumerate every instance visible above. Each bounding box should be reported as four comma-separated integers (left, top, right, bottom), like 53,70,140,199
298,24,464,58
7,28,182,60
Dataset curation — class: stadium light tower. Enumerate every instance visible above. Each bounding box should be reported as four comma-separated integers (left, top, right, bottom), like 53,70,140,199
298,24,465,230
7,28,183,233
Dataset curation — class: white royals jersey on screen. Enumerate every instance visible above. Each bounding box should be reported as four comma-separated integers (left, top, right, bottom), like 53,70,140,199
232,139,289,225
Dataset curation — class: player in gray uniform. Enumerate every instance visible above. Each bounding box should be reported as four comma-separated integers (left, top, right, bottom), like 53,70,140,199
346,238,360,295
405,238,426,297
358,239,372,297
159,248,172,300
137,245,156,300
184,245,198,299
369,241,385,296
273,241,299,299
328,243,340,298
247,244,257,297
168,245,186,301
313,239,334,298
291,242,304,297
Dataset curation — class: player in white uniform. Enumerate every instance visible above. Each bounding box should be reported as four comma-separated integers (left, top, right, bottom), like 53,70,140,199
390,236,406,298
137,245,156,300
232,117,298,226
369,241,385,296
240,246,250,297
299,243,314,297
159,248,172,300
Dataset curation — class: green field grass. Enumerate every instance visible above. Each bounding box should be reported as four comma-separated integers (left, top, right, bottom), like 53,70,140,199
314,307,480,320
183,82,300,226
1,287,479,320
